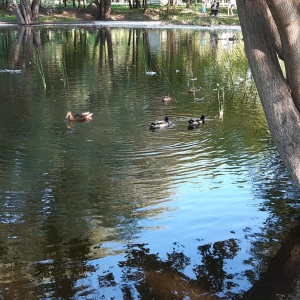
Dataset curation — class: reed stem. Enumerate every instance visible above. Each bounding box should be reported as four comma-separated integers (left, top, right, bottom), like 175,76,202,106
32,49,46,90
61,56,68,87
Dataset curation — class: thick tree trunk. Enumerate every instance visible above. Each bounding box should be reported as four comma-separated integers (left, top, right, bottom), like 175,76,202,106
237,0,300,184
31,0,39,22
135,0,141,8
96,0,110,20
104,0,111,19
12,0,40,24
12,0,25,23
266,0,300,111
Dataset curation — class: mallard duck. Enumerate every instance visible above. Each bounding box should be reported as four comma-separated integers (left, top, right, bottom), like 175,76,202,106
149,116,170,130
162,93,172,102
66,111,93,122
188,115,205,130
189,86,201,94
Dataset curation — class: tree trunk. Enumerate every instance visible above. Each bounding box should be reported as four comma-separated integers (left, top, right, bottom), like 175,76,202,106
12,0,40,24
143,0,148,13
96,0,102,19
266,0,300,112
95,0,110,20
12,0,25,23
237,0,300,184
136,0,141,8
104,0,111,19
31,0,39,22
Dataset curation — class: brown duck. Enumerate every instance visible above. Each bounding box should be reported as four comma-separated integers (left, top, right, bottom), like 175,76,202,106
66,111,93,122
162,93,172,102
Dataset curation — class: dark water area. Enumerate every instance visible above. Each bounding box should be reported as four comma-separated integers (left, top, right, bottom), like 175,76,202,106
0,25,299,299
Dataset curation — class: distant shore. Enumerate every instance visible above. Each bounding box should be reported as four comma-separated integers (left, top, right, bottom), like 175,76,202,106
0,6,240,27
0,19,241,31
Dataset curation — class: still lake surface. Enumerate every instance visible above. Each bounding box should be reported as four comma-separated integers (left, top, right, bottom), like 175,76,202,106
0,25,299,299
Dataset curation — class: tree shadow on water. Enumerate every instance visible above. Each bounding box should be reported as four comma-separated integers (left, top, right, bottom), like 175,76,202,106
98,239,241,299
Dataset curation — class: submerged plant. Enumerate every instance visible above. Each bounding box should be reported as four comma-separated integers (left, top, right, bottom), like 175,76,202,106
217,84,225,122
60,57,68,87
32,48,46,90
158,65,176,102
189,76,198,103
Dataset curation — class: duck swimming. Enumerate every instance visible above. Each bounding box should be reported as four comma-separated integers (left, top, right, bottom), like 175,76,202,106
162,93,172,102
66,111,93,122
188,115,205,130
149,116,170,130
189,86,201,94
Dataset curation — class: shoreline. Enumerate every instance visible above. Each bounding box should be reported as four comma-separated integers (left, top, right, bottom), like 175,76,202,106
0,20,241,30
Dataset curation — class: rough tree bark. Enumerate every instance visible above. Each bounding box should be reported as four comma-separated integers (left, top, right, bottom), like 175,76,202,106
237,0,300,184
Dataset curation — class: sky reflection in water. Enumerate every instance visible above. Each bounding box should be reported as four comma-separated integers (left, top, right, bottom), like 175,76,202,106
0,25,299,299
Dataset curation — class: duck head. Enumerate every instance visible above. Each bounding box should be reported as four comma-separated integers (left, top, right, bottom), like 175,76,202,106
66,111,72,119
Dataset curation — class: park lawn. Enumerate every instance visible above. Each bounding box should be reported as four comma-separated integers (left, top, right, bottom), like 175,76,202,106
0,4,239,25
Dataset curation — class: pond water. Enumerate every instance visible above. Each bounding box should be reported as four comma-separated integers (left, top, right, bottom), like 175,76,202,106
0,25,300,299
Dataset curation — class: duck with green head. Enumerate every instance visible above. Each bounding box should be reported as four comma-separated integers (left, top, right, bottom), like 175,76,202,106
188,115,205,130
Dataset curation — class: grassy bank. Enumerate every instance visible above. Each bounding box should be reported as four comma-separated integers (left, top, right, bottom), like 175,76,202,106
0,4,239,25
147,5,239,26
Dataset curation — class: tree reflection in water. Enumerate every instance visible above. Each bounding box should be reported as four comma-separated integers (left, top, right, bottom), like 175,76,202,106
98,239,240,299
2,26,298,299
194,239,241,297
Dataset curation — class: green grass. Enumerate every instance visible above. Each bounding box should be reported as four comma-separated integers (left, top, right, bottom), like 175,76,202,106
110,5,239,25
157,6,239,25
37,15,77,23
0,9,16,22
0,5,240,26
